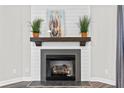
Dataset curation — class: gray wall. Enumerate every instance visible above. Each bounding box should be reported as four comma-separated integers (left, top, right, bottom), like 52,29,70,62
0,6,31,82
91,5,117,82
22,6,31,78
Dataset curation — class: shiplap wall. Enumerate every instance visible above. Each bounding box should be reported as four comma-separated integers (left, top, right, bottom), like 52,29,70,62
31,5,91,81
31,5,90,37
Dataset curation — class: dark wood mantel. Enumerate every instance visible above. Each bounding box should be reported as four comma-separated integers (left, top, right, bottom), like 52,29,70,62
30,37,91,46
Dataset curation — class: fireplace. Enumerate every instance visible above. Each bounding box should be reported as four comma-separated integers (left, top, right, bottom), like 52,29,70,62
41,49,81,81
46,55,75,81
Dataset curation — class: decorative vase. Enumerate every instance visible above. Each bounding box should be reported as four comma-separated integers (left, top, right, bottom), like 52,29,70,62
81,32,88,37
33,33,39,38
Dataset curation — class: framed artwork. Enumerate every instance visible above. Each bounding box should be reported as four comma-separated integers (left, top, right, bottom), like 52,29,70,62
47,10,64,37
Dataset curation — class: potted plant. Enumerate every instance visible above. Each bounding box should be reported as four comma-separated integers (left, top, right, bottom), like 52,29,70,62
31,18,44,38
79,16,90,37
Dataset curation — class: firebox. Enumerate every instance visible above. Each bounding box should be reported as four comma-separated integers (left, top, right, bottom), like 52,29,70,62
41,49,81,81
46,55,75,81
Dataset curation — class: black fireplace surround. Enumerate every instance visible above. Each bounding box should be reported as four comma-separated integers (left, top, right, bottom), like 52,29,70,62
41,49,81,81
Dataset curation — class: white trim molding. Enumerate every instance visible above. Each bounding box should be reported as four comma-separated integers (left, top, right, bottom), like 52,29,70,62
0,78,22,87
0,77,31,87
90,77,116,86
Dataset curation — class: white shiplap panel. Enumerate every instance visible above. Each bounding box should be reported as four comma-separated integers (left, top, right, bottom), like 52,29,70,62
31,5,91,81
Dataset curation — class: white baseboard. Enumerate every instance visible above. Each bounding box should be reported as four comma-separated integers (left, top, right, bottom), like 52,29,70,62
0,78,22,87
0,77,31,87
90,77,116,85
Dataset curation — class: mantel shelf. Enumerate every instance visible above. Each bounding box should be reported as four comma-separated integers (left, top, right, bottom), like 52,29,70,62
30,37,91,46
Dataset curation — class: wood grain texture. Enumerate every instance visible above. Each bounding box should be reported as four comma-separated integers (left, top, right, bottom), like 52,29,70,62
0,81,115,88
30,37,91,46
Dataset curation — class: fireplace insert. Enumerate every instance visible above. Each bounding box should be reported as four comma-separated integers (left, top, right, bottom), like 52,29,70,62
46,55,75,81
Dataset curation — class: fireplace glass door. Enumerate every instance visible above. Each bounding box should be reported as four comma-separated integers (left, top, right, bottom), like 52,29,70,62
46,55,75,81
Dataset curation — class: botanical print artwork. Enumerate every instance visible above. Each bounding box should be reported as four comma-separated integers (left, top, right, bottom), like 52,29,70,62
47,10,64,37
